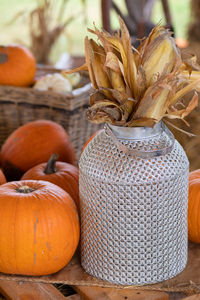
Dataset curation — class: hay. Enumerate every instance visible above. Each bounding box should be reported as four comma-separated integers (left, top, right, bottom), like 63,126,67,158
29,0,77,64
8,0,84,64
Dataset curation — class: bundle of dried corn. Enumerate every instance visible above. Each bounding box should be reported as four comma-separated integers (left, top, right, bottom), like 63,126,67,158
64,17,200,129
9,0,84,64
29,0,78,64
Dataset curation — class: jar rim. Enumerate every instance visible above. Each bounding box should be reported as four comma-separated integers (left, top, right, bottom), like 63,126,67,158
107,121,163,140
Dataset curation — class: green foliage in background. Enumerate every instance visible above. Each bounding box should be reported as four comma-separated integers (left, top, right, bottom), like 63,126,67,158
152,0,191,38
0,0,191,63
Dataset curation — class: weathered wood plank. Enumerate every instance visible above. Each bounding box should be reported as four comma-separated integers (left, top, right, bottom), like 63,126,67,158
74,285,169,300
66,295,82,300
0,280,66,300
182,295,200,300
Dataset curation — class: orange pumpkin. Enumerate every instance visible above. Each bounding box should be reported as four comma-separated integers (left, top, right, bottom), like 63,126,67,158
0,45,36,87
0,120,75,180
81,129,103,154
22,154,79,209
188,177,200,243
0,169,6,185
0,180,79,275
189,169,200,181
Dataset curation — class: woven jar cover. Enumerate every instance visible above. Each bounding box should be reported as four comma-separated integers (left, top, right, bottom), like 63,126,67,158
79,122,189,285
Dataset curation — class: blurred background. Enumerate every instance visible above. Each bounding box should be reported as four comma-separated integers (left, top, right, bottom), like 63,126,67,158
1,0,200,170
0,0,193,65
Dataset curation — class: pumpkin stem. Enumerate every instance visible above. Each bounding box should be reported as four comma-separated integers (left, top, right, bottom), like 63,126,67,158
17,185,35,193
0,53,8,64
44,154,59,174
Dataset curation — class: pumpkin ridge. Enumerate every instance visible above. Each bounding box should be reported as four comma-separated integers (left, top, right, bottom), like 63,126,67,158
1,120,76,180
0,53,8,64
57,163,79,183
0,180,79,275
189,181,198,221
64,170,79,186
13,196,19,274
196,188,200,241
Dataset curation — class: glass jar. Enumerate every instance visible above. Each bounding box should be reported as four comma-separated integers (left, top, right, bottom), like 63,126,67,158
79,121,189,285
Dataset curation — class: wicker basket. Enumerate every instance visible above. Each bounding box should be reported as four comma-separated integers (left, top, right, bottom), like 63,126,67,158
0,70,102,163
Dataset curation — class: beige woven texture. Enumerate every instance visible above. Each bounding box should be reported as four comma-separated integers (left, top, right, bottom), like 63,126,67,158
0,73,102,162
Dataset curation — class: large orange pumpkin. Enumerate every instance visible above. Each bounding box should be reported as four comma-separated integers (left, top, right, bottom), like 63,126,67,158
0,120,75,180
188,177,200,243
0,180,79,276
0,169,6,185
0,45,36,87
22,154,79,209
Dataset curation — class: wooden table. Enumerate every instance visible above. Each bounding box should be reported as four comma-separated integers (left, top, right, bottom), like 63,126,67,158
0,280,195,300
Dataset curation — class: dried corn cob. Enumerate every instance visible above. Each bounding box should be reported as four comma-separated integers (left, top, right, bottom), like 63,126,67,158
63,17,200,128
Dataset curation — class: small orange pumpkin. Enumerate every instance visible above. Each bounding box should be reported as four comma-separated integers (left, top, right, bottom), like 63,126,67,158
188,175,200,243
0,180,80,276
22,154,79,209
0,45,36,87
81,129,103,154
0,169,6,185
0,120,75,180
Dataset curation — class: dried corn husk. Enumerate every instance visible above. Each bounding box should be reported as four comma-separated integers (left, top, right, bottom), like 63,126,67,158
63,17,200,128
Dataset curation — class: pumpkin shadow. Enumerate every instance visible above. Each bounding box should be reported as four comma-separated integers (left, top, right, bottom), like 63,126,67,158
2,160,24,181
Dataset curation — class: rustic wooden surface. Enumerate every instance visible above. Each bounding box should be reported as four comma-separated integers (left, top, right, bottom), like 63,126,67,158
182,295,200,299
74,285,170,300
0,280,190,300
169,293,188,300
0,279,196,299
67,295,82,300
0,280,67,300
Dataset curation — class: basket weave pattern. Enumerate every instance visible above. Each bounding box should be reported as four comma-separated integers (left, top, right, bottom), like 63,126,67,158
0,82,102,162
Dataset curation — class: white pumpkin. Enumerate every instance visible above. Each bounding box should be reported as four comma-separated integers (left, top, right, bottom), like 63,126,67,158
64,72,81,88
34,73,72,94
